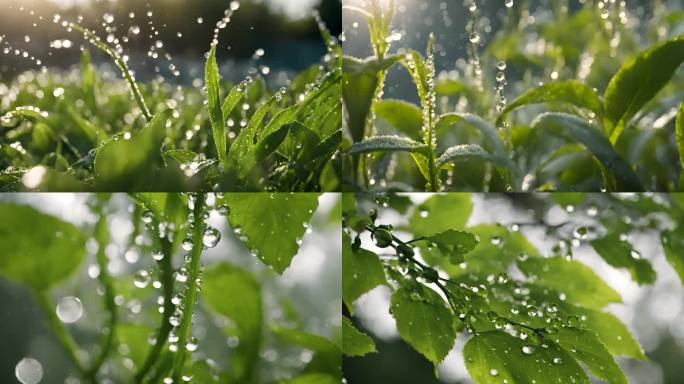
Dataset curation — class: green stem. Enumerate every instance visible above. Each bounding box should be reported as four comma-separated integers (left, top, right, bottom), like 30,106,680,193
36,292,88,378
84,213,118,382
171,193,207,381
70,24,152,122
135,218,177,383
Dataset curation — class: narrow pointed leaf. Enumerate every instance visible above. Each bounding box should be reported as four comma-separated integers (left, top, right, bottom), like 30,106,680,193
676,102,684,169
346,135,428,155
205,44,226,163
436,144,508,169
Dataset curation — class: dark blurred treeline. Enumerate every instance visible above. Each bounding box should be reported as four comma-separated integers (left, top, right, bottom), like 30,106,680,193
0,0,340,70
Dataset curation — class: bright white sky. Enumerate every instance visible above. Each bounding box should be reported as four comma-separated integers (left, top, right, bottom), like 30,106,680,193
46,0,321,19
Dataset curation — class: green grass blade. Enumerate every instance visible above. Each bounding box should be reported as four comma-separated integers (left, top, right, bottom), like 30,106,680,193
676,102,684,169
347,135,428,155
205,43,226,163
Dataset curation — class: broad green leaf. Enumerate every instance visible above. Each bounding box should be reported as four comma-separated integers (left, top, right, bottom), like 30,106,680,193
551,327,627,384
342,316,376,357
391,285,455,364
572,307,646,360
532,112,643,191
203,262,262,383
497,81,603,126
460,225,540,274
661,225,684,284
436,144,508,169
374,99,422,139
676,103,684,169
272,326,341,375
94,109,172,189
435,79,471,96
346,135,428,155
0,203,86,291
422,229,479,264
408,194,473,236
591,234,656,285
205,44,226,163
435,113,508,160
342,233,387,310
517,256,621,309
463,331,589,384
221,193,319,273
604,34,684,143
342,54,403,142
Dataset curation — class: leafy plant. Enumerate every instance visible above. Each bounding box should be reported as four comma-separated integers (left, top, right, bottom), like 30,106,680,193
0,193,341,383
342,0,684,192
342,193,684,383
0,7,342,192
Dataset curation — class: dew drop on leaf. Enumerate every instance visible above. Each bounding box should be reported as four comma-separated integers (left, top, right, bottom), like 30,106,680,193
181,238,193,251
141,210,154,224
186,337,198,351
553,357,563,364
134,270,151,288
522,345,534,355
489,368,499,377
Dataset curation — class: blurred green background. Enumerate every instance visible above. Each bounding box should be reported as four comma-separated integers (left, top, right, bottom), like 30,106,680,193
0,0,341,79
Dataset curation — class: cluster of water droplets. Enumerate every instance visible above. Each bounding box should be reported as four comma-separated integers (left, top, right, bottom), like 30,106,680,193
465,0,484,91
0,33,45,70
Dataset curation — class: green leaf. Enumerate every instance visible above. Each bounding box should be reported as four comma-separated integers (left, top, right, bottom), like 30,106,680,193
221,193,319,273
342,316,376,357
0,203,86,291
374,99,422,139
591,234,656,285
272,326,341,375
604,34,684,143
408,194,473,237
221,82,245,120
0,106,48,127
551,327,627,384
497,81,603,126
517,256,622,309
460,225,540,274
572,307,646,360
117,324,153,368
423,229,479,264
463,331,589,384
94,109,172,189
435,113,508,161
661,225,684,285
391,285,455,364
237,123,291,178
676,102,684,169
203,262,262,382
205,44,226,163
230,95,278,163
342,54,403,142
436,144,508,169
342,233,387,310
346,135,428,155
532,112,643,191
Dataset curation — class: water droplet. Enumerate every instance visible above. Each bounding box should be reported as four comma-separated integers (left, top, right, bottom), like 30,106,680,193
489,368,499,377
152,251,164,261
469,32,480,44
505,0,514,8
630,250,641,259
134,270,151,288
175,268,188,283
522,345,534,355
202,227,221,248
15,358,43,384
181,238,193,251
141,210,154,224
553,357,562,364
186,337,198,351
410,292,422,301
56,297,83,324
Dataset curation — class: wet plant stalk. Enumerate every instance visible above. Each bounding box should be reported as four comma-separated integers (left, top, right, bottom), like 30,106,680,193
135,217,177,383
171,192,207,381
84,213,118,382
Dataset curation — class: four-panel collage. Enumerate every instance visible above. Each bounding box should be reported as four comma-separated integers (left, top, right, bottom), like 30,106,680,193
1,0,683,383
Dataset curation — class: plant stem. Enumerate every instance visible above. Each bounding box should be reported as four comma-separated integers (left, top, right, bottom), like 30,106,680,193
36,292,88,379
135,218,178,383
84,213,118,382
171,193,207,382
